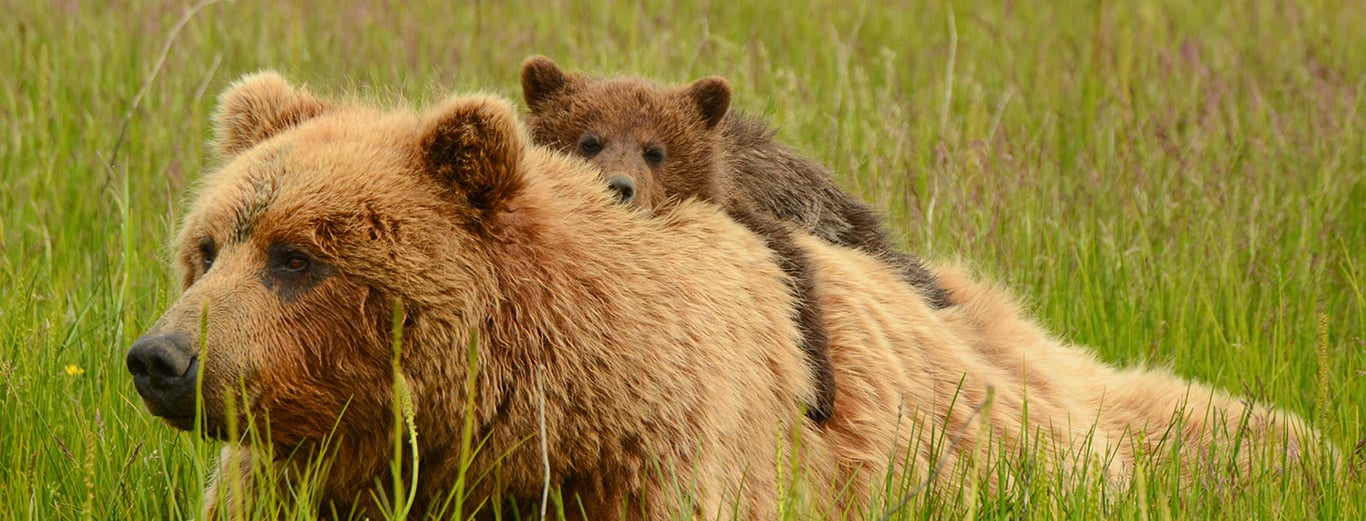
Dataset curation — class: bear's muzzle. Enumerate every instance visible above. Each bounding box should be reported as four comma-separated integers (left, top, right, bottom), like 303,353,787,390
605,174,636,204
126,333,199,428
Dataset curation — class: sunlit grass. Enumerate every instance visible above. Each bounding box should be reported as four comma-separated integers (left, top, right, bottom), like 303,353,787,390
1,0,1361,518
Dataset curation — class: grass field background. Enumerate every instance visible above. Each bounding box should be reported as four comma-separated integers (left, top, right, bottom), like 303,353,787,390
2,0,1363,518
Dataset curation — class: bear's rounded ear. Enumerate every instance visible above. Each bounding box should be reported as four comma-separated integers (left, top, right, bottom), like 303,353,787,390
683,76,731,130
418,94,526,220
212,71,332,159
520,55,574,112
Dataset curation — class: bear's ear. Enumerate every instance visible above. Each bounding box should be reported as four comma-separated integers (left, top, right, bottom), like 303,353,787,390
683,76,731,130
520,55,575,112
418,95,525,221
212,71,332,159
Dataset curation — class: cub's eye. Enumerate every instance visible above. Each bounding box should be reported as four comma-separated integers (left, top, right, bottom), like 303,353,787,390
577,133,603,156
199,237,217,272
642,145,666,166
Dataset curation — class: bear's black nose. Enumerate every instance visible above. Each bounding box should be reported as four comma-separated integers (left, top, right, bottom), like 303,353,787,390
126,333,198,421
605,175,636,204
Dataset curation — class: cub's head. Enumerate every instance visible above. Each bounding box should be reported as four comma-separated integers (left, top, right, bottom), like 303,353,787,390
126,72,526,449
520,55,732,209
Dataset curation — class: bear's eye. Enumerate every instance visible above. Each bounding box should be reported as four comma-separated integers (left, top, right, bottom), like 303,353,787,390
269,246,313,278
577,133,603,156
283,255,309,272
642,145,666,166
199,237,217,272
264,244,331,298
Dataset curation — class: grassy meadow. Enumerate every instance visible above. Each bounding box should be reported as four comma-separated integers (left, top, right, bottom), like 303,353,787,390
2,0,1363,518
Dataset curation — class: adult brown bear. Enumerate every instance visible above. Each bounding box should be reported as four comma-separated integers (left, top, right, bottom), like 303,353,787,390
127,72,1322,519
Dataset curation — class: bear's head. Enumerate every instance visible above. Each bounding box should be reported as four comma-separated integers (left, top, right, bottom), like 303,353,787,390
521,55,732,209
126,72,527,452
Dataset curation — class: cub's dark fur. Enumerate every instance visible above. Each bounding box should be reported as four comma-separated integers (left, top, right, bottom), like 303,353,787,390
521,56,951,425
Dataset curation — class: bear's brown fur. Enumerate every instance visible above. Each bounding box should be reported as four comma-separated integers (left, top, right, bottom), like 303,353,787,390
130,72,830,519
518,59,950,302
517,58,948,311
520,57,851,424
128,73,1325,520
519,57,953,424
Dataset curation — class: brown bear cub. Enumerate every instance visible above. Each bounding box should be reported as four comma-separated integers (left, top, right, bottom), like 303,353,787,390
520,56,951,424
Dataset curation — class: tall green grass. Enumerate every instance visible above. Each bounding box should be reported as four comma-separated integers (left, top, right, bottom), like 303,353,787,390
1,0,1361,518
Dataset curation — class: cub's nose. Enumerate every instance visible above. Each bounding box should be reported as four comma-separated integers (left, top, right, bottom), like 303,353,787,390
126,333,198,421
605,174,636,204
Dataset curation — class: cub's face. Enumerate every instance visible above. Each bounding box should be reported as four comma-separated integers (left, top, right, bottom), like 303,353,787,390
520,56,733,210
126,72,525,449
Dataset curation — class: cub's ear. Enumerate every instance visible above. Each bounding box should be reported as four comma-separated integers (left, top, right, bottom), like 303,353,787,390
520,55,574,112
418,95,525,222
212,71,332,159
683,76,731,130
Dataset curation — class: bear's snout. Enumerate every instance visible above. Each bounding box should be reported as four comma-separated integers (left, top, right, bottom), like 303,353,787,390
605,174,636,204
126,333,199,425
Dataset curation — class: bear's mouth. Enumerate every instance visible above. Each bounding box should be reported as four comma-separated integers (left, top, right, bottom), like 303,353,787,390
152,402,237,440
155,412,207,434
159,397,277,442
160,415,198,432
162,415,237,441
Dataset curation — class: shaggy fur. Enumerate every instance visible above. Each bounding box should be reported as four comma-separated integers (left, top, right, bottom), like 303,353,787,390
519,57,957,424
519,56,951,309
521,56,841,425
128,73,1324,520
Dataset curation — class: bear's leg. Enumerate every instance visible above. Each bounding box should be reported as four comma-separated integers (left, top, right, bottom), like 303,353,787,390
724,203,836,425
203,445,255,519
